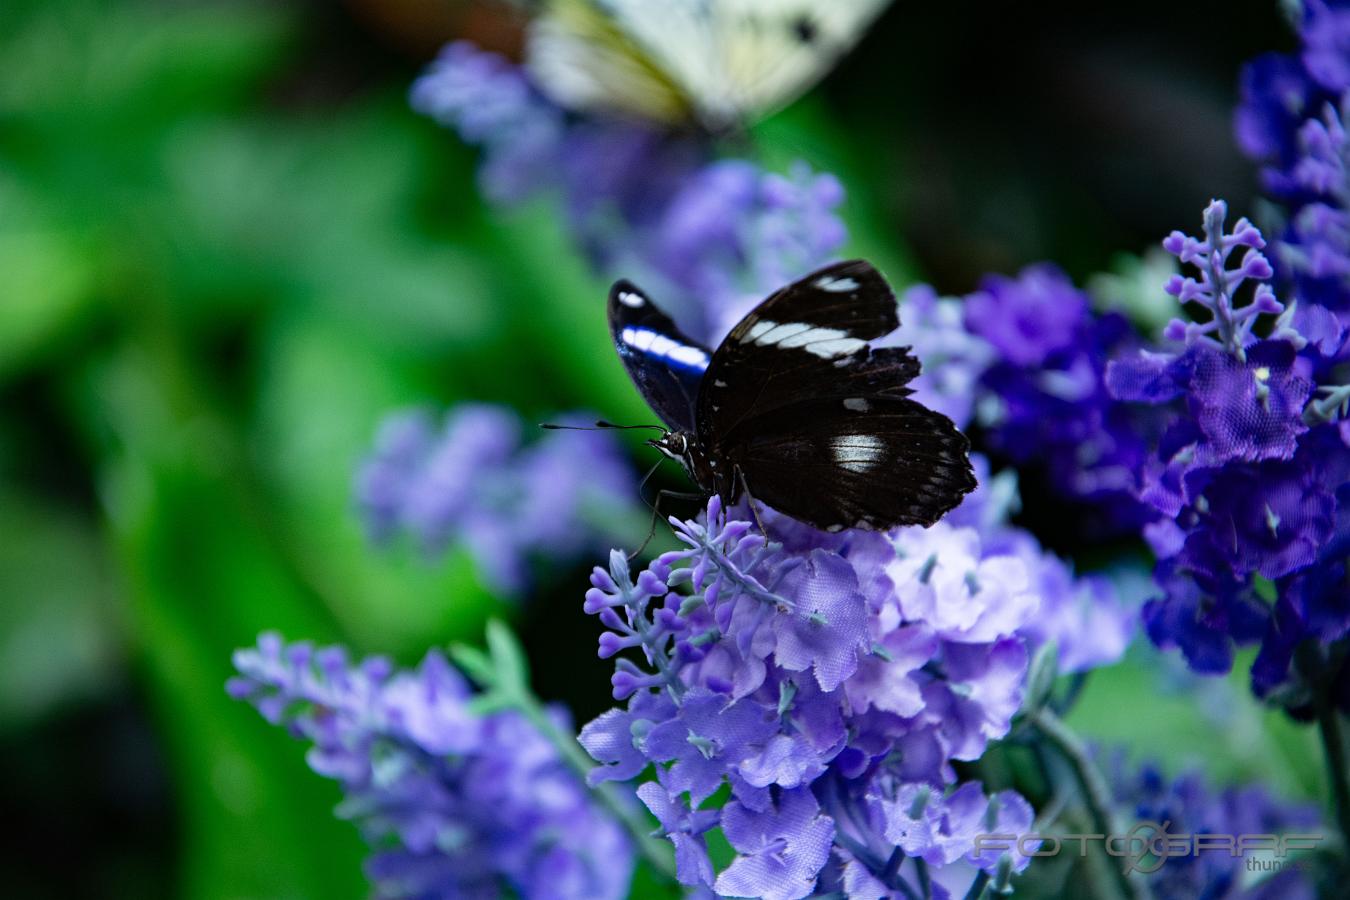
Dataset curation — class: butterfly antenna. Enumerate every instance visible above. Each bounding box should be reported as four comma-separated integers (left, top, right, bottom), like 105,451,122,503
595,420,667,433
539,421,666,433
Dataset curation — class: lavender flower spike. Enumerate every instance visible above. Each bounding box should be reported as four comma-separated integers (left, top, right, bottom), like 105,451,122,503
354,404,636,594
229,633,633,900
1161,199,1285,358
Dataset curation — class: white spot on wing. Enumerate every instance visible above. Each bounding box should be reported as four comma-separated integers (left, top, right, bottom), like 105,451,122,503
843,398,870,412
809,337,867,357
815,276,859,292
743,320,777,343
831,434,886,474
620,326,709,372
743,318,867,358
617,290,644,308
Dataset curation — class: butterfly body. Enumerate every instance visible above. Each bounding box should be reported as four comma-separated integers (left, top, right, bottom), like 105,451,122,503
610,260,977,533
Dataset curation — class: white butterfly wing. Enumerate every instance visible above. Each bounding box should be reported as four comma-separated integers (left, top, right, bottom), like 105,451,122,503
526,0,696,125
527,0,893,128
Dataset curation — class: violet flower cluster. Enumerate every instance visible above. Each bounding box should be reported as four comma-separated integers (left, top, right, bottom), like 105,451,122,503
355,404,635,594
1102,198,1348,705
411,41,846,345
1105,754,1321,900
228,633,633,900
962,265,1159,535
1237,0,1350,337
578,467,1133,899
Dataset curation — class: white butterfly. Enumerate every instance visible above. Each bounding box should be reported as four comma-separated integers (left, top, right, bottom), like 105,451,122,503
526,0,894,130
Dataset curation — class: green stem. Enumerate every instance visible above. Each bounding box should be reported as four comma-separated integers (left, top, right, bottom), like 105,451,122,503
914,857,933,900
510,690,678,881
1317,699,1350,850
1029,708,1152,900
962,870,991,900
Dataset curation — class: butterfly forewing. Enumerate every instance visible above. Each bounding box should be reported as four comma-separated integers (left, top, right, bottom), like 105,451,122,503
696,259,908,442
608,279,711,432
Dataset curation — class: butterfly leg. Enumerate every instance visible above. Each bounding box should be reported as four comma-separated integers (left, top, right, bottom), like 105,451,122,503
631,486,706,561
733,465,770,545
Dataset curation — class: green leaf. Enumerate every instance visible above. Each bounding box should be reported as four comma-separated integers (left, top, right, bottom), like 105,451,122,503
449,644,497,689
486,618,530,694
0,486,121,732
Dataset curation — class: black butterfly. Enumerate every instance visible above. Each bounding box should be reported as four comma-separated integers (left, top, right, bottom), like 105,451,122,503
609,259,976,533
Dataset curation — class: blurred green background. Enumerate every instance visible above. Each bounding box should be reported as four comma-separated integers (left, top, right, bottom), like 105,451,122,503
0,0,1323,897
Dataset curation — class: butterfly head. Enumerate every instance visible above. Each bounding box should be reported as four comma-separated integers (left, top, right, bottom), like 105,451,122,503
648,430,719,495
647,430,690,463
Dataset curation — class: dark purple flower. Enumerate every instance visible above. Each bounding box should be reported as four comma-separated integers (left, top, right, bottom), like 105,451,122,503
967,265,1157,531
1141,562,1268,675
1188,341,1313,463
964,264,1087,368
1180,457,1335,581
1107,754,1321,900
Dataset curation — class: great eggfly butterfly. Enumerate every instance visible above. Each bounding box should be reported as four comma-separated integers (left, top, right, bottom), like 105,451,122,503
610,259,976,533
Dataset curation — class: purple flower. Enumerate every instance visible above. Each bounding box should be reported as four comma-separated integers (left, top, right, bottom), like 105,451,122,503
1103,199,1350,696
1188,340,1312,463
1106,754,1321,900
1141,562,1268,675
890,523,1040,644
882,285,995,429
1158,200,1284,356
644,689,777,805
636,782,717,887
965,264,1089,368
966,265,1157,532
410,41,565,204
1180,457,1336,582
229,634,633,900
577,496,1073,894
714,787,835,900
649,160,849,343
1237,4,1350,339
879,782,1034,873
412,43,847,346
991,528,1136,673
354,404,635,594
770,551,870,691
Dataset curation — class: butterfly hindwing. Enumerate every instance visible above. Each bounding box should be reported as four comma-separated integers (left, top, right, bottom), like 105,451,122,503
609,279,711,432
728,396,976,530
